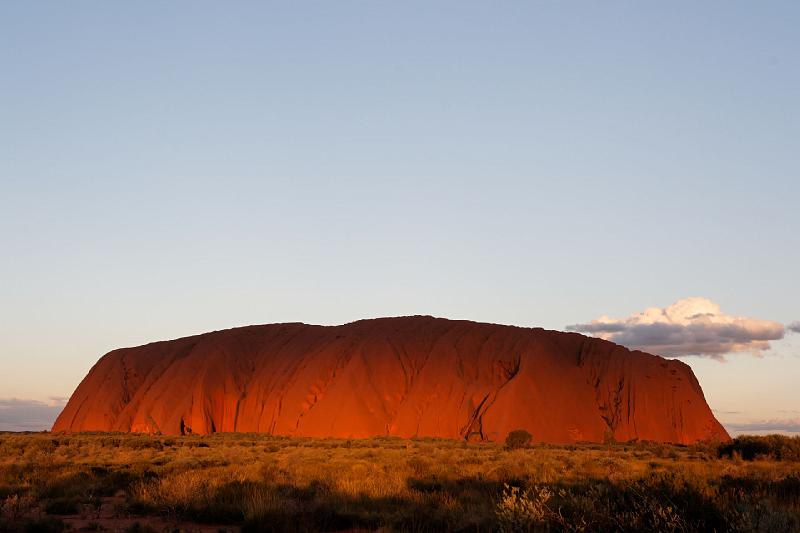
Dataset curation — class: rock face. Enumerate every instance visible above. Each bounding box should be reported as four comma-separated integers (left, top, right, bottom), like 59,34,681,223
53,316,729,444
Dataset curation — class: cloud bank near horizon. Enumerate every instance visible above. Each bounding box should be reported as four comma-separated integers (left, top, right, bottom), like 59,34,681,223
724,418,800,436
566,297,785,359
0,398,66,432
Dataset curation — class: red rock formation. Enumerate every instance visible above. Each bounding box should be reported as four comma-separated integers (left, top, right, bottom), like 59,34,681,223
53,316,729,444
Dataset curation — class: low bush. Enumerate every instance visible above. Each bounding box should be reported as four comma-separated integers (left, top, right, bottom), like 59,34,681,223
719,435,800,461
43,497,79,515
505,429,533,450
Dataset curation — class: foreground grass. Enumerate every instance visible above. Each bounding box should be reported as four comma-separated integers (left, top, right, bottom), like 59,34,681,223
0,433,798,532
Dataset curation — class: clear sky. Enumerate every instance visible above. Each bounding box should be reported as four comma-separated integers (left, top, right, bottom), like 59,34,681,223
1,2,798,434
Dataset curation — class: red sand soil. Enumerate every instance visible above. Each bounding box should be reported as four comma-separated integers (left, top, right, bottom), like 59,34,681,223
53,316,729,444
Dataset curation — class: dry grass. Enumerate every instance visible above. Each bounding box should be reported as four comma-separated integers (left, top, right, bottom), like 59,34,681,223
0,432,798,532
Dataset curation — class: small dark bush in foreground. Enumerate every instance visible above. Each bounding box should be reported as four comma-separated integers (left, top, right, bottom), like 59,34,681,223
43,497,79,515
505,429,533,449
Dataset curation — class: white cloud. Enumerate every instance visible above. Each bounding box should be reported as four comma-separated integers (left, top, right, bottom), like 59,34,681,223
724,418,800,436
787,322,800,334
46,396,69,408
566,297,785,359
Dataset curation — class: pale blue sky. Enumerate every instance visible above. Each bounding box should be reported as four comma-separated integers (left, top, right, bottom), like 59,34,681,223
1,2,798,433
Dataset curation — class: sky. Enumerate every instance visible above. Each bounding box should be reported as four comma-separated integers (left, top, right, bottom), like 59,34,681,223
1,2,798,435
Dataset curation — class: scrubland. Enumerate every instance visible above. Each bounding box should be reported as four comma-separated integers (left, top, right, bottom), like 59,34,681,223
0,432,798,532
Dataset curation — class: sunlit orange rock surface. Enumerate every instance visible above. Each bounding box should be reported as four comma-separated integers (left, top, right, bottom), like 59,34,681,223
53,316,729,443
